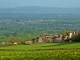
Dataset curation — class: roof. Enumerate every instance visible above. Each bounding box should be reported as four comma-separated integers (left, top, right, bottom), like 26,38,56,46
11,40,17,43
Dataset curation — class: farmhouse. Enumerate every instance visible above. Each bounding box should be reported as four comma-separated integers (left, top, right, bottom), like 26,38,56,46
53,34,63,42
54,38,62,42
36,35,53,43
25,40,32,45
11,40,18,45
53,31,78,42
36,36,45,43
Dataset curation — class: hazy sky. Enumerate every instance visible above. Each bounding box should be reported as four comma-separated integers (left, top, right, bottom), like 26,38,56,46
0,0,80,8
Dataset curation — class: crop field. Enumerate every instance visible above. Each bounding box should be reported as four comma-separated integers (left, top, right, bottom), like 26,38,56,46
0,43,80,60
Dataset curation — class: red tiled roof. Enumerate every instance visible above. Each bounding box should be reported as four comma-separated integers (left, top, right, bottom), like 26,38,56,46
11,40,17,43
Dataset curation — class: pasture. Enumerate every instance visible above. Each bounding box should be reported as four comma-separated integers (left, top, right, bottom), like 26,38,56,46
0,42,80,60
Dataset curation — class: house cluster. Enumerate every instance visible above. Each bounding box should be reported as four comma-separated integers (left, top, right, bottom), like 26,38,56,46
0,40,32,46
35,30,78,43
34,35,53,43
0,30,79,46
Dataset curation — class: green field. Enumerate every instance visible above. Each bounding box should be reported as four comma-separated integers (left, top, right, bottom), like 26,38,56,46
0,43,80,60
0,42,80,50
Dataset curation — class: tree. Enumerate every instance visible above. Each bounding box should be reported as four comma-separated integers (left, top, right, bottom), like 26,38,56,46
72,31,80,42
61,30,67,36
40,30,46,36
27,33,32,40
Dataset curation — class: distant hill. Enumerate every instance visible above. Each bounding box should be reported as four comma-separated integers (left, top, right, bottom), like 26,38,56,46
0,6,80,14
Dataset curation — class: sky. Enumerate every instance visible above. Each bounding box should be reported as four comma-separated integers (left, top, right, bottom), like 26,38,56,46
0,0,80,8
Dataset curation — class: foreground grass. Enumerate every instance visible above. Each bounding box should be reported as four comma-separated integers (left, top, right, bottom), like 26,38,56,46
0,49,80,60
0,42,80,60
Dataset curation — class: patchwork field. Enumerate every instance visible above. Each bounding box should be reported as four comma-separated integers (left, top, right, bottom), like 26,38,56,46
0,42,80,60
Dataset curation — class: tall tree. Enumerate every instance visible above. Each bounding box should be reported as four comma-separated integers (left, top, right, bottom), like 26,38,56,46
61,29,67,36
27,33,32,40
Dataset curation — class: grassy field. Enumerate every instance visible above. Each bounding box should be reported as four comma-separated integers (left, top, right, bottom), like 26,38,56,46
0,42,80,60
0,42,80,50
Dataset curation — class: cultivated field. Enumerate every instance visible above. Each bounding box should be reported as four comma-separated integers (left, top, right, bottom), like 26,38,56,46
0,42,80,60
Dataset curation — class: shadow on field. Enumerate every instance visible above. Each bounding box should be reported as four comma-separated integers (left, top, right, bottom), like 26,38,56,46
42,42,75,47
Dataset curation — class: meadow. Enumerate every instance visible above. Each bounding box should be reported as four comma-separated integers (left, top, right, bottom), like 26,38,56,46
0,42,80,60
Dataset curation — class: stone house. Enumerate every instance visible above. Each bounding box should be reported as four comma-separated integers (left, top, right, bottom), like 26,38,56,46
53,34,63,42
25,40,32,45
36,36,46,43
45,36,53,42
54,38,62,42
53,31,76,42
11,40,18,45
36,35,53,43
